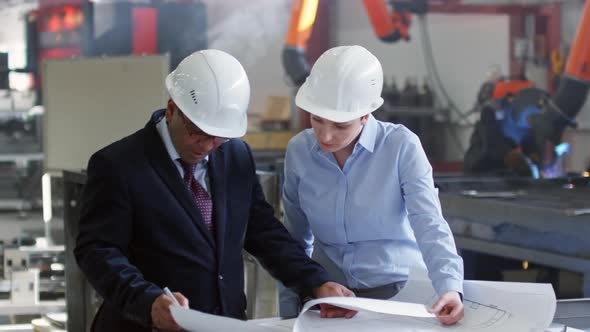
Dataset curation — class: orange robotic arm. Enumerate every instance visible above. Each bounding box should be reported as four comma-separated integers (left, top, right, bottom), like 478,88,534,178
526,0,590,171
283,0,427,86
282,0,319,86
550,0,590,124
363,0,427,42
563,0,590,83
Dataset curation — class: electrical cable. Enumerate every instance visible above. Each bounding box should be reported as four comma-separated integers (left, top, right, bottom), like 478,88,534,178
416,14,471,154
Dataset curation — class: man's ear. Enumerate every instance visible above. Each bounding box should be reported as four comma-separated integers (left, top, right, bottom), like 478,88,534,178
165,99,175,122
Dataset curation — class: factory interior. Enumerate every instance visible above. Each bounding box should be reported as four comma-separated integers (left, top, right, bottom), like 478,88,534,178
0,0,590,331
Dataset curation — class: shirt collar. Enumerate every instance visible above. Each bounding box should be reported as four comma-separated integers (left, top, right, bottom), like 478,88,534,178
310,114,377,155
357,114,377,153
155,117,209,165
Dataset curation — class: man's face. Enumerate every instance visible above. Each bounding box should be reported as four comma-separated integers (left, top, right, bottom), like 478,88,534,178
165,100,228,164
310,114,367,153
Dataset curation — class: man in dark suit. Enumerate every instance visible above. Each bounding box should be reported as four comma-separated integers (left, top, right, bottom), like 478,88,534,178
74,50,356,332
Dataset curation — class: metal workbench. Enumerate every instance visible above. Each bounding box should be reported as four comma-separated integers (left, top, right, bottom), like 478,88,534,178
553,298,590,330
436,176,590,295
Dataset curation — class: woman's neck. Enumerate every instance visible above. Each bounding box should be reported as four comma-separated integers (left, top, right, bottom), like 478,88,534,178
333,131,362,169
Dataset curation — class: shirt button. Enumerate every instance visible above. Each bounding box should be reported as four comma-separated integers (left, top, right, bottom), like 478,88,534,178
219,274,224,280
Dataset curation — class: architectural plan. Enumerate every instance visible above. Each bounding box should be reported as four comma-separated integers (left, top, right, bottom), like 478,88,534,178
171,267,557,332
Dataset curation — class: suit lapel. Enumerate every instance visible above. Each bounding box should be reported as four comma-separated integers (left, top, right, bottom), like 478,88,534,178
143,113,216,249
208,147,227,267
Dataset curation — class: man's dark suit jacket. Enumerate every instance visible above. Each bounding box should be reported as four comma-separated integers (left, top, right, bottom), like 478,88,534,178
74,110,331,331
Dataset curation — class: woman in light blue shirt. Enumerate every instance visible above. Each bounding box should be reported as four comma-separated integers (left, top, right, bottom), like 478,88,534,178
281,45,464,325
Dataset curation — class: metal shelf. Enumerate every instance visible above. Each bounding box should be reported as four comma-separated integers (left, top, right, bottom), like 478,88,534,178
0,300,65,316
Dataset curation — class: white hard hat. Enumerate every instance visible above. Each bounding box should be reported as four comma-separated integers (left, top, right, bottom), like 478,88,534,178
165,49,250,138
295,45,384,123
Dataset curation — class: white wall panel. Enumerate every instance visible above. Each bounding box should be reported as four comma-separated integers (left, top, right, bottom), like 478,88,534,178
43,55,169,171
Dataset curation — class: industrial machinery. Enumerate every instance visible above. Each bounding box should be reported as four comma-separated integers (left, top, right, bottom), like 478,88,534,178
0,0,207,210
13,0,207,106
435,175,590,297
283,0,428,87
464,1,590,178
0,244,66,326
0,108,44,211
283,0,587,178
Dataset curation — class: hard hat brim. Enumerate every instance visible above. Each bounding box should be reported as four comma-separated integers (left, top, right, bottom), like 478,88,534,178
189,113,248,139
295,84,384,123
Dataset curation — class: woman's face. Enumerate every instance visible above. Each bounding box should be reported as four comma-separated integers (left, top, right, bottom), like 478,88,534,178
310,114,368,153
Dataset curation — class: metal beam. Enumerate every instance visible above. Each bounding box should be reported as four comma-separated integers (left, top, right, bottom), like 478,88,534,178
456,236,590,273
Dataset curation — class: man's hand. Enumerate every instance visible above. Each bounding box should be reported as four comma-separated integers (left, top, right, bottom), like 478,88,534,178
429,291,464,325
312,281,357,319
151,291,189,331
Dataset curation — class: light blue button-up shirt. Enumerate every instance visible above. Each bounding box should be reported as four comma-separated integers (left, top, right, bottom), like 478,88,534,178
282,115,463,296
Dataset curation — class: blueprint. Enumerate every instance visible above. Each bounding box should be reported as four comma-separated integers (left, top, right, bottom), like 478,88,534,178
171,267,557,332
293,267,556,332
170,306,281,332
